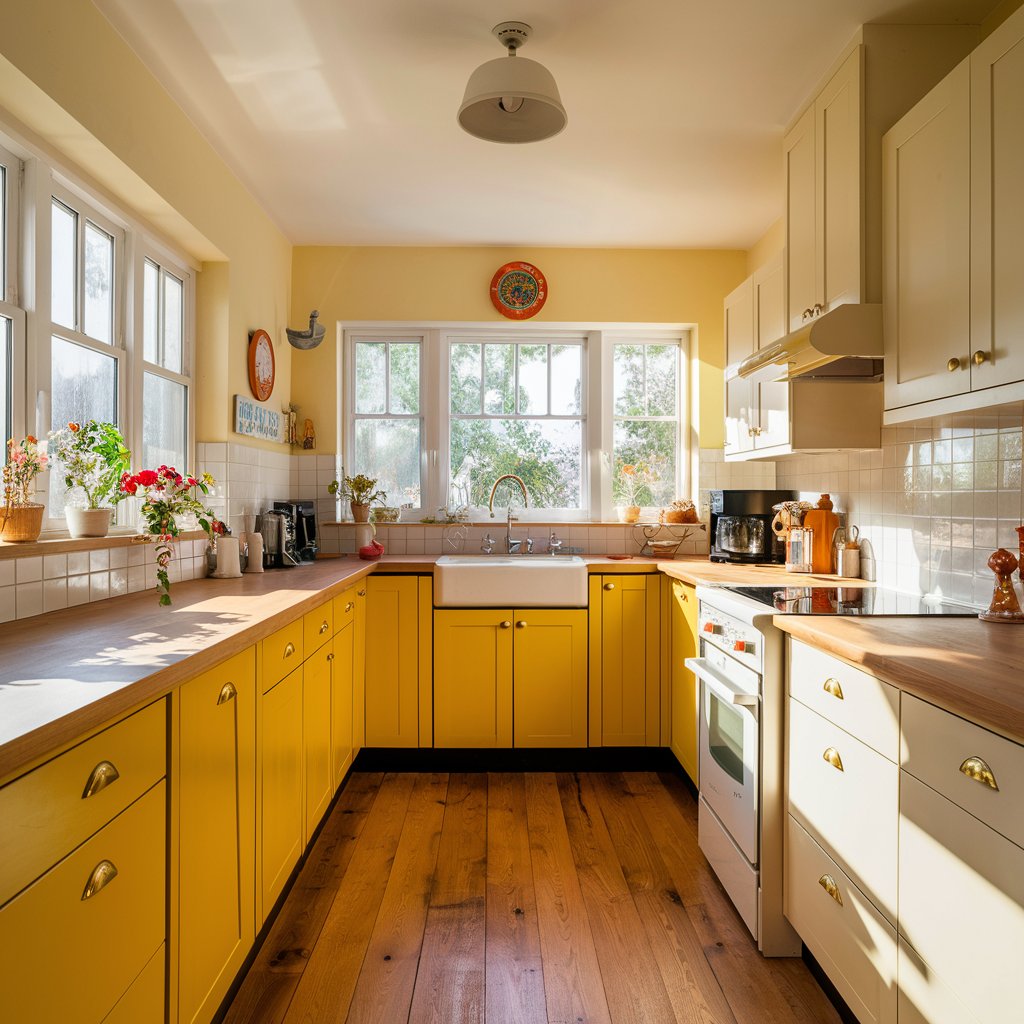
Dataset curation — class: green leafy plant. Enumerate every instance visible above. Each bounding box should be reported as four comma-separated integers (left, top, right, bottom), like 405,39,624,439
48,420,132,509
328,473,387,506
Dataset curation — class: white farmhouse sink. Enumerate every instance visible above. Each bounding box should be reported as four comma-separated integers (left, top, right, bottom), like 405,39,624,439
434,555,587,608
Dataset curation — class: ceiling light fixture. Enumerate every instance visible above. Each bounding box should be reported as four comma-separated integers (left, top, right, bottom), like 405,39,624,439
458,21,567,144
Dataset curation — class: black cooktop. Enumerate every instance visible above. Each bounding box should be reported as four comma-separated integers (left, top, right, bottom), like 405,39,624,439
724,585,978,616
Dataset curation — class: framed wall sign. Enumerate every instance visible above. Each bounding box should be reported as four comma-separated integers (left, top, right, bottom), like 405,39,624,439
248,329,275,401
489,262,548,320
234,394,282,442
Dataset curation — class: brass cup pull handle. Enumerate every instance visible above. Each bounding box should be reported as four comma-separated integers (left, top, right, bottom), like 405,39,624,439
823,747,845,772
604,582,615,591
319,621,329,634
82,760,120,800
216,682,237,705
284,642,296,658
499,621,512,629
947,357,962,372
972,350,989,366
345,602,354,612
959,755,998,790
516,620,527,629
82,860,118,901
823,677,844,700
818,874,843,906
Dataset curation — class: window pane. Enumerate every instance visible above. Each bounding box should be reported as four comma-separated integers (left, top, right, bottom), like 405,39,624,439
163,271,183,373
483,344,514,415
143,373,187,471
354,418,421,508
646,344,678,416
550,344,582,415
449,418,582,509
354,342,386,413
613,345,645,415
389,343,419,414
613,419,677,507
51,200,77,331
450,343,481,415
518,344,548,414
49,337,117,514
143,260,159,364
84,221,114,344
0,316,10,450
0,164,6,297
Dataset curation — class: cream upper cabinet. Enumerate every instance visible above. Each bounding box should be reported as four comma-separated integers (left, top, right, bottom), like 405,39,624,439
752,255,789,450
784,104,818,332
724,275,755,456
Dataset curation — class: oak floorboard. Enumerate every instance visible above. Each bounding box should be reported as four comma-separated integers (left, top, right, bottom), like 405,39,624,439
591,772,738,1024
525,772,613,1024
281,772,418,1024
484,773,548,1024
223,772,384,1024
407,773,487,1024
343,772,449,1024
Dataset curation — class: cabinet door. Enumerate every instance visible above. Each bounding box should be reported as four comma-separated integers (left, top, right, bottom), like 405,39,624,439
724,277,755,455
434,609,513,748
364,575,420,747
590,575,660,746
352,582,367,754
816,48,863,313
303,643,333,842
752,253,790,450
785,104,818,332
971,4,1024,392
883,59,971,410
332,620,354,788
513,609,588,748
260,667,303,917
668,580,698,782
177,649,255,1024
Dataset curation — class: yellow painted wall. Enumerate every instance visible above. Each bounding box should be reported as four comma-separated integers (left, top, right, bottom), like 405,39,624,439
291,246,746,453
0,0,292,447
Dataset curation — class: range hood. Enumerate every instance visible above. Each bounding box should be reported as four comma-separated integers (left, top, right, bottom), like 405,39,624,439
734,303,883,384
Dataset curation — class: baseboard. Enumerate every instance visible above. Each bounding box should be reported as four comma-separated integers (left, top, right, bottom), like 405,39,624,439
802,944,859,1024
351,745,680,772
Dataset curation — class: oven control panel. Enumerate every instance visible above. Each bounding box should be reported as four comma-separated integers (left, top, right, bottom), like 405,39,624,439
698,604,763,673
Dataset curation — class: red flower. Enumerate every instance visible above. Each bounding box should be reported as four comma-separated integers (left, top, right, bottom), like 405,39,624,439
136,469,159,487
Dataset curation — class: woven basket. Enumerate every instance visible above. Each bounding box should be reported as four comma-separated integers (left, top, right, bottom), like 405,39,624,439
0,503,45,543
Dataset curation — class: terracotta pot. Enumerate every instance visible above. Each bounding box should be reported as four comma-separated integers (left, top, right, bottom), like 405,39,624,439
618,505,641,524
0,503,45,543
66,506,113,539
351,501,370,523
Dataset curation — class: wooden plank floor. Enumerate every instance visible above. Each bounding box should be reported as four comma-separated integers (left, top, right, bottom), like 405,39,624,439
224,771,843,1024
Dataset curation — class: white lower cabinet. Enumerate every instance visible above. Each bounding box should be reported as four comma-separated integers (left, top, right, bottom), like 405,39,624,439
897,938,980,1024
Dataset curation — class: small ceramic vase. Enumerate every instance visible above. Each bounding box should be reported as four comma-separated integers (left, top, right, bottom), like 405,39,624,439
978,548,1024,623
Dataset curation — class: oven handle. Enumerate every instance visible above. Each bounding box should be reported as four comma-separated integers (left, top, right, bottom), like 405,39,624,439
685,657,759,717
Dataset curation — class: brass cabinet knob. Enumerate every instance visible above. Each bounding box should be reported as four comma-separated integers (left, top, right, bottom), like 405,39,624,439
216,682,237,705
516,620,527,629
319,621,329,634
82,760,120,800
326,653,335,662
345,602,354,612
947,357,962,372
500,621,512,629
818,874,843,906
959,755,998,790
358,589,366,597
81,860,118,901
972,350,989,366
284,642,296,658
823,747,845,772
604,582,615,591
822,678,844,700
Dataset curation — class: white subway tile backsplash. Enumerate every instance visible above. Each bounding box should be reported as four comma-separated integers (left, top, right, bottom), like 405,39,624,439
15,557,42,584
16,582,42,618
43,577,68,612
89,548,109,572
0,586,15,622
67,574,90,607
43,554,67,580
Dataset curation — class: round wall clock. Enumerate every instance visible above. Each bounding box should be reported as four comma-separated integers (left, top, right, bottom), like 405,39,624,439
248,329,275,402
490,261,548,320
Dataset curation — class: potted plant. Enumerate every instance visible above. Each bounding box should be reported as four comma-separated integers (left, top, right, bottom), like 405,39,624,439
120,466,216,606
48,420,132,538
328,473,386,523
613,462,658,524
1,436,48,542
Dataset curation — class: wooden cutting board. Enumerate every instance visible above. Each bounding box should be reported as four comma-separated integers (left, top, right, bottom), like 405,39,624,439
803,509,840,574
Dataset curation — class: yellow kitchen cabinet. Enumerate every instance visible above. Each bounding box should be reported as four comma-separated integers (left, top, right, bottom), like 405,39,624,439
259,665,303,919
353,582,367,753
589,574,660,746
668,579,699,783
364,575,432,747
303,639,334,842
332,618,355,788
174,648,256,1024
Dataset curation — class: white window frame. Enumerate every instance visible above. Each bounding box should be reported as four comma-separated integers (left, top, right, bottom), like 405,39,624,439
339,321,691,523
0,139,26,447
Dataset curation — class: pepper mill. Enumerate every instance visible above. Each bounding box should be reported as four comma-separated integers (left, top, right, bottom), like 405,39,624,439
978,548,1024,623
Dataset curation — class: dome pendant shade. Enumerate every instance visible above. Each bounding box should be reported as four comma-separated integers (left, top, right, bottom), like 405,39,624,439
458,30,566,144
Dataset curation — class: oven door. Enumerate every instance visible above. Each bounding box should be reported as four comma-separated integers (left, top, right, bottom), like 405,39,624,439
687,657,760,864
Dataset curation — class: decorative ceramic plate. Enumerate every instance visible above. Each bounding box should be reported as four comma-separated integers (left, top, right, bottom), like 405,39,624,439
490,262,548,320
248,329,275,401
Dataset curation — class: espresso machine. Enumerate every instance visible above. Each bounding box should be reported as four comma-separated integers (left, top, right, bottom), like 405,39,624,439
273,500,318,563
708,489,796,564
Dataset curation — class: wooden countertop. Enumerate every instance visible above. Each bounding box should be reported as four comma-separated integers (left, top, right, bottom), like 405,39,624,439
657,557,872,589
774,616,1024,745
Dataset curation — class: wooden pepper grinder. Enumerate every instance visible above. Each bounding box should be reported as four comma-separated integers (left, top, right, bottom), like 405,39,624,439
1017,525,1024,582
978,548,1024,623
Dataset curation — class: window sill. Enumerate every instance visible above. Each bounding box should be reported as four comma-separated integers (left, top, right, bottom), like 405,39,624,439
0,529,209,561
321,519,694,528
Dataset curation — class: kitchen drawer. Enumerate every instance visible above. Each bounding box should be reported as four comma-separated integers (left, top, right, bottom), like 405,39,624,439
788,698,898,921
333,584,359,634
303,600,334,654
0,781,166,1024
899,771,1024,1023
901,693,1024,849
897,937,980,1024
103,943,165,1024
788,637,899,759
785,816,897,1024
262,617,304,693
0,698,167,907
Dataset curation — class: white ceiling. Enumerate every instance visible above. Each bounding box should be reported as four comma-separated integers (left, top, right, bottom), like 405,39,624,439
95,0,1000,249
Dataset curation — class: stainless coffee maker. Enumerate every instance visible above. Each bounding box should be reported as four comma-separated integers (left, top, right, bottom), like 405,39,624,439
256,509,300,569
708,489,797,564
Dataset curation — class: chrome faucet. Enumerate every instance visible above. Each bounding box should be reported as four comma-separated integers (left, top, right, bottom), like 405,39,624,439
488,474,530,554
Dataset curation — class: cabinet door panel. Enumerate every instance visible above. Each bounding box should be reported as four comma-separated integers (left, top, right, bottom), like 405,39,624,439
353,583,367,753
514,609,587,748
753,254,790,450
332,621,354,788
364,576,420,747
785,104,817,332
669,580,698,782
303,644,333,841
724,277,755,455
